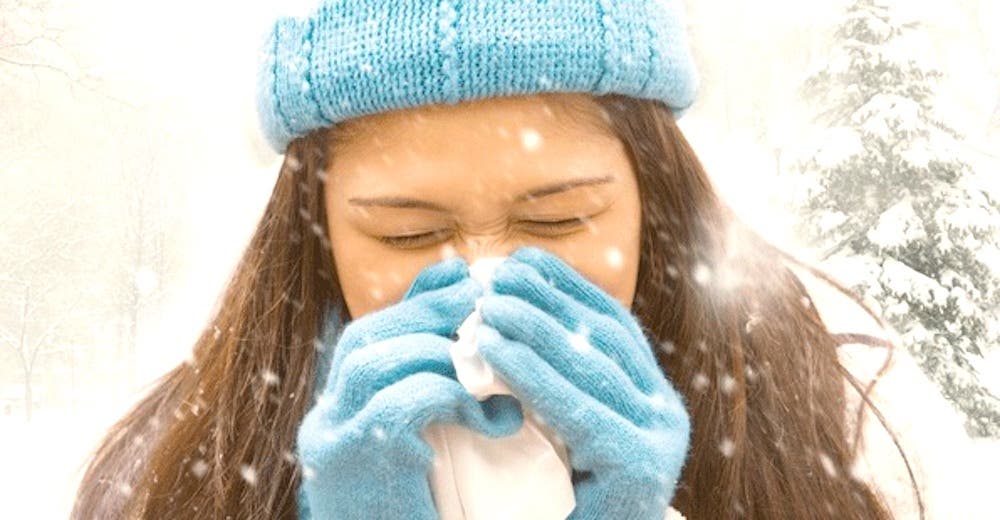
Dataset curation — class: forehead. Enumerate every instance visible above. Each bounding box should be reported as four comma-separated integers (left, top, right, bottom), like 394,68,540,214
323,93,627,203
327,92,615,157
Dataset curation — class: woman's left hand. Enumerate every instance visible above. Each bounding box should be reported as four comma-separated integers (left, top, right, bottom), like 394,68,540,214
476,246,692,520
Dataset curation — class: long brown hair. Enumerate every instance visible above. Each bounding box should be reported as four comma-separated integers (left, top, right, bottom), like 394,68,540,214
71,94,921,519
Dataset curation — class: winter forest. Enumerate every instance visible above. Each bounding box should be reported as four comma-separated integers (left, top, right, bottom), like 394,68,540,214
2,0,998,518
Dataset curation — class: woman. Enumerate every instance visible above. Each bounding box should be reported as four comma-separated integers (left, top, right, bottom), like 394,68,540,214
70,0,936,518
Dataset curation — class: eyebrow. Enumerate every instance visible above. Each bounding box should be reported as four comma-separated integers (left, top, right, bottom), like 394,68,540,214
348,175,616,211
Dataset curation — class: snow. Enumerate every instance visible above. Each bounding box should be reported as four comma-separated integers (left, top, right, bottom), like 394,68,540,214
519,128,543,152
898,138,933,169
261,369,281,386
718,437,735,458
819,254,883,291
719,375,736,395
604,247,624,269
813,127,864,168
190,458,209,478
938,203,997,235
239,464,259,486
878,257,950,307
972,350,1000,397
0,403,141,519
134,267,160,296
853,6,895,41
817,451,839,478
692,263,712,286
854,94,922,138
817,210,849,235
691,372,710,391
866,197,927,248
568,330,595,353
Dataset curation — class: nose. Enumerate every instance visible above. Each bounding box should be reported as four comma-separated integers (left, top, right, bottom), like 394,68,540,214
450,234,525,266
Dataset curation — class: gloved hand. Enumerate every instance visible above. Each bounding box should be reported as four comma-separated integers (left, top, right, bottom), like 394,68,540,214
475,246,692,520
295,255,524,519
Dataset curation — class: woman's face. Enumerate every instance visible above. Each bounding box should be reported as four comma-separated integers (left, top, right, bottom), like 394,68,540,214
324,93,642,320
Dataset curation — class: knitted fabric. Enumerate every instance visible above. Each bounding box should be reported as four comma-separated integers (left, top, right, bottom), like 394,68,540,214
473,246,691,519
295,256,526,519
256,0,700,154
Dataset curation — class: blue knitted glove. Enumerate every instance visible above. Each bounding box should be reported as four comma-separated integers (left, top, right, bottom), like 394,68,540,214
296,255,524,519
475,246,692,520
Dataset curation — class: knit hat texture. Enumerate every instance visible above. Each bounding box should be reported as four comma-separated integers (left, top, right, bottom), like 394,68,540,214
256,0,700,154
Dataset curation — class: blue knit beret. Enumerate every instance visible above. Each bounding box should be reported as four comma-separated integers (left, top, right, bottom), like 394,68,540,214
256,0,700,154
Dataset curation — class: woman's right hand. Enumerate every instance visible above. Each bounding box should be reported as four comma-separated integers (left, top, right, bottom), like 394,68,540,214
295,255,525,519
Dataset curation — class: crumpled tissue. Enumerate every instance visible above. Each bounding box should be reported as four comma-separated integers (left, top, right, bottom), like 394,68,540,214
422,256,577,520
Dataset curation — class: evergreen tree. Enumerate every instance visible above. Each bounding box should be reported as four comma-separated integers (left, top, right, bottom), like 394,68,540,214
787,0,1000,437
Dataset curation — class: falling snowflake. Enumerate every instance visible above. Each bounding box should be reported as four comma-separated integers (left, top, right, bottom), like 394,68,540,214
520,128,543,151
310,222,324,237
134,267,159,296
648,391,669,410
604,246,623,269
719,437,736,457
692,372,710,391
719,374,736,394
261,369,280,386
239,464,258,486
568,328,594,353
744,313,762,333
692,263,712,285
817,450,839,478
190,459,209,478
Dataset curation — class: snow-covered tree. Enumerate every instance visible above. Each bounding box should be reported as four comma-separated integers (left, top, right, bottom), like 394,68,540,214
786,0,1000,437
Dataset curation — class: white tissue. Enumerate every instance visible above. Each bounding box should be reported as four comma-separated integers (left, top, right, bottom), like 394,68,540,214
422,257,577,520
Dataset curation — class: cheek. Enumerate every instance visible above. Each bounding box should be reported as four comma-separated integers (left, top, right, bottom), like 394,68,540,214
561,238,639,310
328,213,427,320
334,252,424,320
530,210,640,311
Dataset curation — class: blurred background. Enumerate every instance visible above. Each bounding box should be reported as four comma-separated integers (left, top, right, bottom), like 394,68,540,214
1,0,998,517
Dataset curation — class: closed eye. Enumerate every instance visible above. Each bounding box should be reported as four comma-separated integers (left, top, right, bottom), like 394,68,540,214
376,217,591,247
